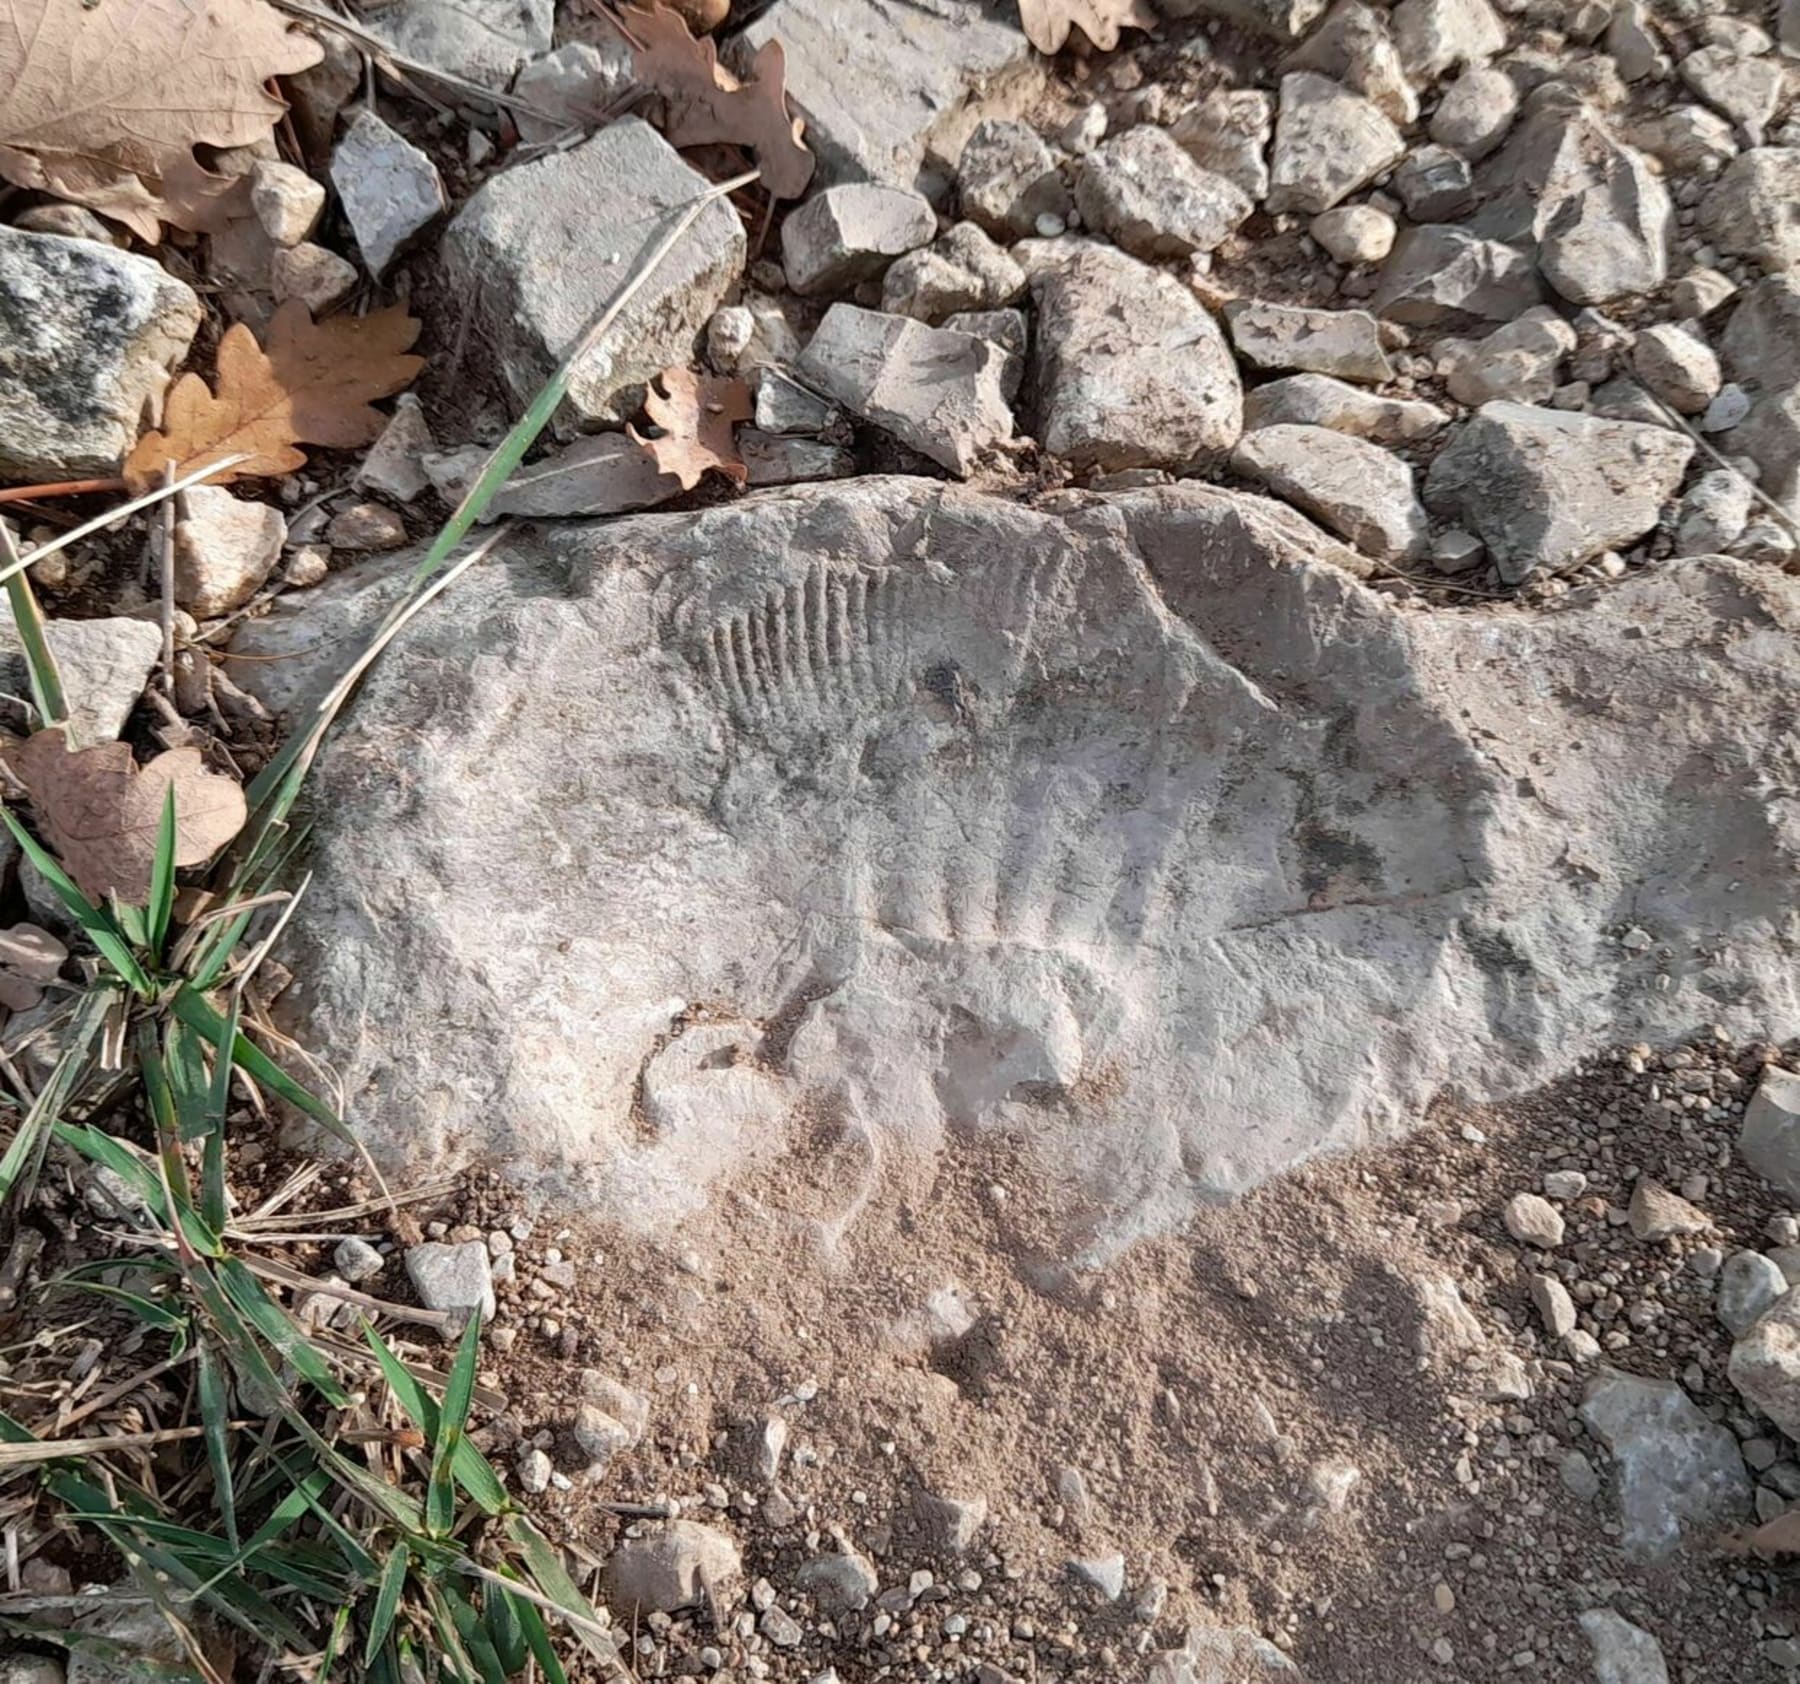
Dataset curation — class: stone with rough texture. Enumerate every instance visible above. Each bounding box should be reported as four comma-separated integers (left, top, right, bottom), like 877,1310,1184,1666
1470,94,1671,306
1430,66,1519,160
602,1522,742,1616
1729,1291,1800,1441
1531,1273,1577,1337
1681,47,1784,143
944,309,1028,402
801,307,1011,475
1287,0,1416,126
331,110,446,278
1673,470,1753,557
1503,1191,1565,1248
1700,149,1800,273
493,434,680,520
1580,1611,1670,1684
1310,205,1394,265
513,42,634,146
0,607,159,746
1229,425,1425,562
444,120,745,427
782,184,937,297
250,160,325,248
958,120,1070,239
1160,0,1327,39
1423,402,1693,581
1742,1066,1800,1198
367,0,551,89
1267,74,1406,215
1391,0,1506,81
1373,226,1545,330
1579,1368,1750,1558
174,486,287,618
1628,1179,1709,1241
1223,301,1393,384
0,229,200,479
404,1240,494,1326
1393,144,1475,222
1441,309,1576,406
1169,90,1274,201
916,1490,988,1553
272,244,358,314
1629,106,1739,177
737,0,1041,191
249,480,1800,1263
1024,241,1242,472
356,395,436,504
1719,1250,1789,1337
1242,374,1448,442
795,1549,879,1613
1075,126,1252,260
881,223,1025,322
1631,323,1720,415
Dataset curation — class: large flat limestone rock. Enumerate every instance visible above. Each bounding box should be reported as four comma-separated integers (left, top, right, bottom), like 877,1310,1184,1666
250,479,1800,1263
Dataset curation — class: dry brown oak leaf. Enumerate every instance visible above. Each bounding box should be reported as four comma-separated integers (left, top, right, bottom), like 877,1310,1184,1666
613,3,814,200
1017,0,1158,53
630,367,752,490
0,0,322,242
125,300,424,491
6,728,247,906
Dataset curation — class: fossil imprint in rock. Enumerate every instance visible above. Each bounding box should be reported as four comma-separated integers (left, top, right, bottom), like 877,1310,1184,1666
257,479,1800,1263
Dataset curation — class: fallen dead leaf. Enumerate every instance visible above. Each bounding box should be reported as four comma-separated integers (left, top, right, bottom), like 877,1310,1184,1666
125,301,424,490
649,0,730,30
0,0,322,241
630,368,753,490
4,728,247,907
1017,0,1158,54
609,3,814,200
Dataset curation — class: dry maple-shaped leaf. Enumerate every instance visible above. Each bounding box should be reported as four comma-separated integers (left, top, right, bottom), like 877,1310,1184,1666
1017,0,1159,53
611,3,815,200
125,300,424,490
629,367,753,491
4,728,247,907
0,0,322,242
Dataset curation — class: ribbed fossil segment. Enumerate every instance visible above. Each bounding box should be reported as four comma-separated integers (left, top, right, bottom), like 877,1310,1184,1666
261,478,1800,1263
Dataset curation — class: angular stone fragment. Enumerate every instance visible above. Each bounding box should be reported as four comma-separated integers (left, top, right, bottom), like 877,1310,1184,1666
1503,1190,1565,1248
1267,73,1406,215
1630,323,1720,415
1242,374,1448,442
1699,149,1800,273
365,0,551,89
0,609,160,746
492,435,680,520
1579,1368,1749,1558
1440,308,1576,406
1742,1066,1800,1199
881,223,1025,321
405,1240,495,1327
602,1522,742,1616
1718,1250,1789,1338
173,485,287,618
1423,401,1693,581
737,0,1042,190
1673,469,1752,557
356,394,436,504
513,42,634,146
1730,1291,1800,1441
1223,300,1393,383
1024,241,1242,471
958,119,1070,239
1310,205,1394,264
1285,0,1417,126
1230,425,1425,562
0,229,200,479
1372,225,1544,330
754,369,839,436
1391,0,1506,81
916,1490,988,1554
1530,1273,1576,1337
1169,89,1274,201
944,309,1028,402
740,431,857,486
1429,66,1518,160
1628,1179,1709,1242
1607,0,1667,83
272,243,357,313
782,183,937,296
1075,126,1252,259
1680,47,1784,144
250,160,325,248
331,110,446,278
800,307,1012,476
444,119,745,426
1580,1611,1670,1684
1394,144,1477,222
1628,106,1739,177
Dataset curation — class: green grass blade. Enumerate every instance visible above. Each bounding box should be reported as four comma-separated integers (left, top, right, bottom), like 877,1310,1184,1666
365,1546,410,1668
198,999,238,1234
196,1340,239,1549
364,1322,508,1516
482,1584,526,1677
426,1315,481,1538
0,985,111,1206
4,569,67,726
0,810,152,994
446,1589,507,1684
317,1604,352,1684
169,984,343,1134
148,785,178,958
214,1256,349,1406
111,897,150,950
50,1278,184,1332
502,1516,610,1662
512,1595,571,1684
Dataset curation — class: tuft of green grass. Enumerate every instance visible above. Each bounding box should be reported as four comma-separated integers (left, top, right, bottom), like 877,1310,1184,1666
0,175,756,1684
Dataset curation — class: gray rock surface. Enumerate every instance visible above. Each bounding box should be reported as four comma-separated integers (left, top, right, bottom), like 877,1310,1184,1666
1580,1610,1670,1684
1287,0,1416,127
1742,1066,1800,1198
173,485,287,618
492,435,680,520
1423,401,1694,581
1223,300,1393,384
1267,73,1406,215
737,0,1041,191
331,110,446,278
253,479,1800,1262
365,0,551,89
800,307,1012,475
1169,90,1274,201
1391,0,1506,80
1074,126,1252,259
0,607,160,746
602,1522,743,1616
0,229,201,479
1161,0,1328,39
1440,309,1575,406
957,120,1070,239
1631,322,1721,414
443,119,745,427
1729,1290,1800,1440
1242,374,1448,441
1429,66,1519,160
782,184,937,297
1372,225,1545,330
741,432,857,487
1673,469,1753,557
1718,1249,1789,1337
1025,241,1242,471
1230,425,1424,562
1392,144,1475,222
1309,204,1395,265
1699,148,1800,273
880,223,1025,322
404,1240,495,1327
1579,1368,1751,1558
